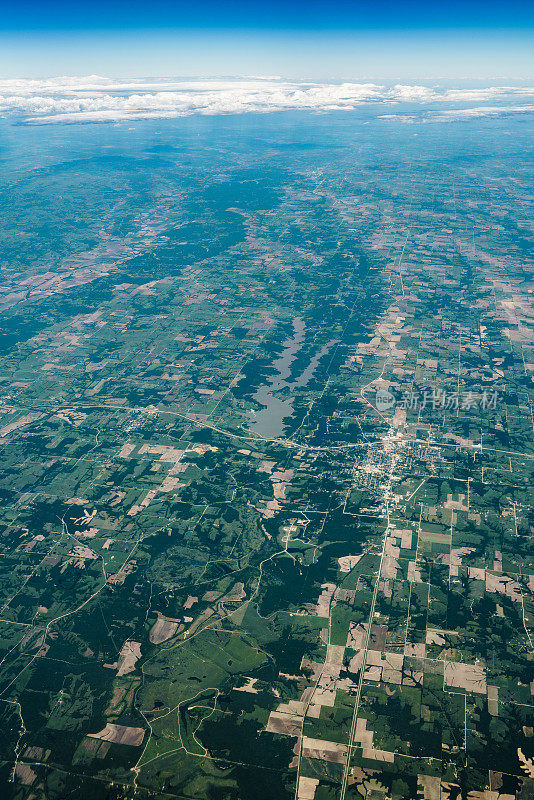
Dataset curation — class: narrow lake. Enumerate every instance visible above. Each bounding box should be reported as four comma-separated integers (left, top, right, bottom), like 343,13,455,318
249,318,337,439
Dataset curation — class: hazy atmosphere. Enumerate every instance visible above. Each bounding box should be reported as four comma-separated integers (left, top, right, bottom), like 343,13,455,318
0,3,532,800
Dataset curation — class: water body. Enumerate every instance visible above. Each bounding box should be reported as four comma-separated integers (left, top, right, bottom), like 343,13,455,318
294,339,338,388
249,317,337,439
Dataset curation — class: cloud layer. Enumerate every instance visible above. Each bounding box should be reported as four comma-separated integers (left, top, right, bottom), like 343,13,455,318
0,76,532,124
379,105,534,123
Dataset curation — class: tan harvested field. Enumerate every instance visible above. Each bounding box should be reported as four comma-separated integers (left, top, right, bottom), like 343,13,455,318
266,710,302,737
149,613,182,644
88,723,145,746
301,736,348,764
117,640,142,676
444,661,487,694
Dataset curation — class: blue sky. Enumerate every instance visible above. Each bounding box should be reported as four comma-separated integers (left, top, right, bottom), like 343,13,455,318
0,0,533,79
4,0,534,31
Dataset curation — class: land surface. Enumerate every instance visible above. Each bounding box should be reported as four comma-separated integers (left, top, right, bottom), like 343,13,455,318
0,110,532,800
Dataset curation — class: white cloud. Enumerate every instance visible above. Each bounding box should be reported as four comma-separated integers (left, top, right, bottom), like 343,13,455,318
379,104,534,123
434,104,534,119
0,77,532,124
